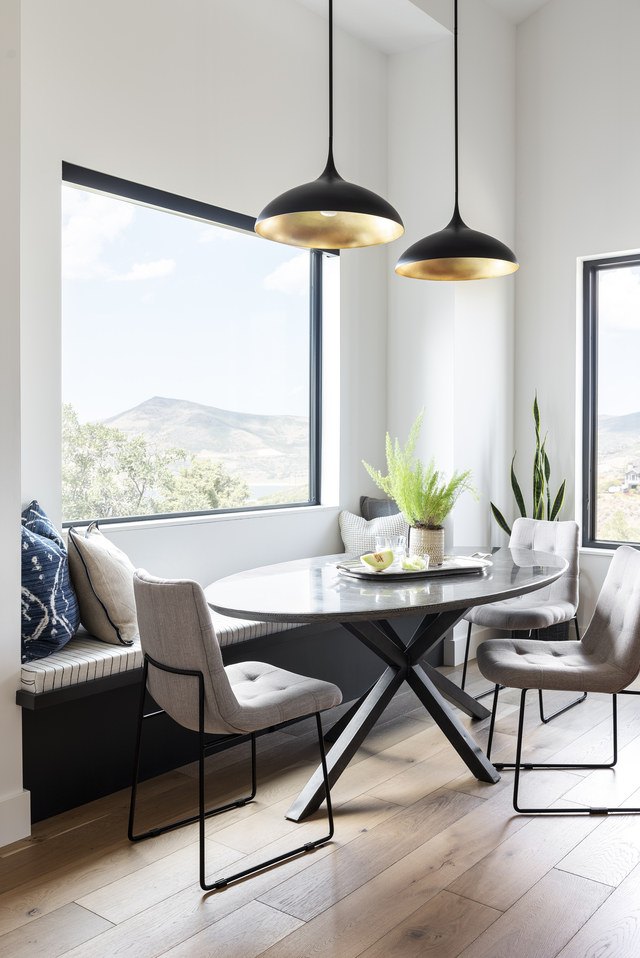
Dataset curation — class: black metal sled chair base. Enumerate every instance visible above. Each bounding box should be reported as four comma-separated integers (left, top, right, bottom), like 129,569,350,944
128,654,335,891
486,685,640,815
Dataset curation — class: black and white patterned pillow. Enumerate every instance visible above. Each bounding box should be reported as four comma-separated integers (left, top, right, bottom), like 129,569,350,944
21,501,80,663
338,510,408,554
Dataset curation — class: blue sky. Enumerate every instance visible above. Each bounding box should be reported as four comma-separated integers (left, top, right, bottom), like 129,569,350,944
62,185,310,423
598,265,640,418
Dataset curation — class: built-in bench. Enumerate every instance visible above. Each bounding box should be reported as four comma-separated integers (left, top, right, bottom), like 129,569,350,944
17,612,391,822
16,611,306,706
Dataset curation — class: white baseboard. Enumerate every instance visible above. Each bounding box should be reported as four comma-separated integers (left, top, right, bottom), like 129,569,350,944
0,790,30,849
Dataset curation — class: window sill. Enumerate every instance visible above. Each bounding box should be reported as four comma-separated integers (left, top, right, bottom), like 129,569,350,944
579,546,617,557
93,503,340,535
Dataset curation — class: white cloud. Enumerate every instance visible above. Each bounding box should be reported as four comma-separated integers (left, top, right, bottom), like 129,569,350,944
111,259,175,282
199,226,239,243
62,189,135,281
263,252,309,296
599,268,640,332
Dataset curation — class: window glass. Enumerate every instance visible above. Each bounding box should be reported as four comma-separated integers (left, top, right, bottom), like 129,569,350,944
62,181,317,524
584,257,640,545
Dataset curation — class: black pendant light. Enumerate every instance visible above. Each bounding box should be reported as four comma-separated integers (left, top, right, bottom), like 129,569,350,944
255,0,404,250
396,0,518,281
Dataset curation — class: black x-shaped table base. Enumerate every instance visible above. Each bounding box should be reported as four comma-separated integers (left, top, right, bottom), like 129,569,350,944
285,607,500,822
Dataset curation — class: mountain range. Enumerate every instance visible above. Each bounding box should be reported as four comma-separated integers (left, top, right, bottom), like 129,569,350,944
597,410,640,459
102,396,308,483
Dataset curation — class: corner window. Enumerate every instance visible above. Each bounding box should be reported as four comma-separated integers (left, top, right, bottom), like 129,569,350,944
61,164,324,525
583,254,640,547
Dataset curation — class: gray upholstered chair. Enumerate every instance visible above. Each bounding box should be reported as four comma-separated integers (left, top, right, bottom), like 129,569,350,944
128,569,342,891
478,545,640,815
461,517,582,722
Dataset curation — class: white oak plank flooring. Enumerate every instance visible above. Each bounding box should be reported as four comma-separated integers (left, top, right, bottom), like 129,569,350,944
2,662,640,958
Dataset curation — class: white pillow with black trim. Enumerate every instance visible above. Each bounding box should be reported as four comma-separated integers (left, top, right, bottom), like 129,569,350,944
338,510,408,554
67,522,138,645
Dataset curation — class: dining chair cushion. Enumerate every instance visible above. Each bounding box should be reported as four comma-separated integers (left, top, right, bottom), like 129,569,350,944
224,661,342,732
478,546,640,696
339,509,408,553
477,637,627,694
466,595,577,630
133,570,342,736
466,518,579,630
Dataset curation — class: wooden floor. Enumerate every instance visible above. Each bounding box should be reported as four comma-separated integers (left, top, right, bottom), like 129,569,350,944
3,662,640,958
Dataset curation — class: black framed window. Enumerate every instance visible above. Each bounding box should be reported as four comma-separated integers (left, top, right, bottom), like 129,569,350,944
61,164,324,526
583,253,640,548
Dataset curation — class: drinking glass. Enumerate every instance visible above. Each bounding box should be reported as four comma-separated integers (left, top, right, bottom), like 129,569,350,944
374,534,407,568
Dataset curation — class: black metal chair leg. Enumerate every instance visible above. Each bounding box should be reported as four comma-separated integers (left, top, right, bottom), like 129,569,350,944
461,621,472,690
537,620,588,724
509,691,634,815
460,621,504,700
202,711,335,891
129,656,337,891
485,684,501,760
129,662,256,844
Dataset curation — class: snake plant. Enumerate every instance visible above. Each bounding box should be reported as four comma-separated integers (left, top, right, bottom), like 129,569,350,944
491,394,566,536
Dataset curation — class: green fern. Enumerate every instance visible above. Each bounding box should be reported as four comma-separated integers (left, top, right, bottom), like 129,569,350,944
363,410,478,529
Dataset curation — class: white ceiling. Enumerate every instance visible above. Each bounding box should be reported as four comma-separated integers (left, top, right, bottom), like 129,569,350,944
294,0,552,53
484,0,550,24
294,0,449,54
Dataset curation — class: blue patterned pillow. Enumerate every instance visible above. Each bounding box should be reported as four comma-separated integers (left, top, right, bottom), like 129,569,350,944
21,500,80,663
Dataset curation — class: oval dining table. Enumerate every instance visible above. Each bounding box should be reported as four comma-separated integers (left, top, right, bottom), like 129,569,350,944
205,546,568,821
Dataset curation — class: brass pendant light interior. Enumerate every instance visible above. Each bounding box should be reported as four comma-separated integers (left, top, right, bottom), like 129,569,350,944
255,0,404,250
395,0,518,281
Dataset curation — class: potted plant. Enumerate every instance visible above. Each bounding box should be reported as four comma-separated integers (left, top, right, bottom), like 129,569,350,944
363,411,478,566
491,393,566,536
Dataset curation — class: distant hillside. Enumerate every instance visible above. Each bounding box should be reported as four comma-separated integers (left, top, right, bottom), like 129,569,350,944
598,410,640,458
101,397,308,483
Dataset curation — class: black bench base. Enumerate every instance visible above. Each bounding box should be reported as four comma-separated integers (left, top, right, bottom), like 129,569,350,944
21,618,442,823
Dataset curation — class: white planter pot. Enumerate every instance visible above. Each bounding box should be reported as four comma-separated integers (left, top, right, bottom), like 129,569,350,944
410,526,445,566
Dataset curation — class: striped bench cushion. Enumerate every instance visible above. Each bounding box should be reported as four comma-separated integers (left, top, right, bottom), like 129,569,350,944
20,615,303,694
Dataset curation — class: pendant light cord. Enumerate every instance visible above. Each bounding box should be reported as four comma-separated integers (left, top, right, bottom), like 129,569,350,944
327,0,334,166
453,0,459,215
323,0,351,181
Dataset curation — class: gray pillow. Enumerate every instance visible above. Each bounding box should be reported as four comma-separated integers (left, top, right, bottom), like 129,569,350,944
68,522,138,646
360,496,401,520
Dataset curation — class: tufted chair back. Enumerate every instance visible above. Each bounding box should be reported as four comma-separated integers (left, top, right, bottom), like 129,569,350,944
582,546,640,684
133,569,245,735
509,518,579,612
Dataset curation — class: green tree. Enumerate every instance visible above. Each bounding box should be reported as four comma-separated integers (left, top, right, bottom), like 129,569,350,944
166,457,250,512
600,509,640,543
62,404,250,521
63,404,129,520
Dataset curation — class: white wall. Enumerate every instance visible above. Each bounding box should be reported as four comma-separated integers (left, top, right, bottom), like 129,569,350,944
0,0,31,845
0,0,392,847
387,0,516,552
515,0,640,621
20,0,392,567
386,0,515,666
1,0,522,845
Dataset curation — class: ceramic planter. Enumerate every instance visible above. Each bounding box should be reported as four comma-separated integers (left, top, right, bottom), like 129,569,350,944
410,526,445,566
